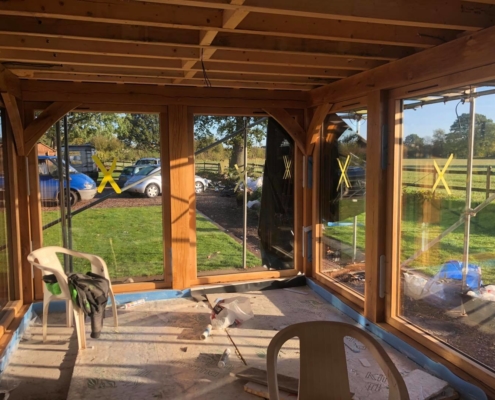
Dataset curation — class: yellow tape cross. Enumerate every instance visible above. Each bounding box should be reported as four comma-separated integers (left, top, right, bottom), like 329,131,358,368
283,156,291,179
337,155,351,190
92,156,122,194
432,153,454,195
234,164,246,192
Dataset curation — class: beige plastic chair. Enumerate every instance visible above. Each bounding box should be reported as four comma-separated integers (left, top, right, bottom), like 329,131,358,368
27,246,118,350
267,321,410,400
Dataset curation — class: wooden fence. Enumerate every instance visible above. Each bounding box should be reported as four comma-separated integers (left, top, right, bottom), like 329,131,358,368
195,161,264,175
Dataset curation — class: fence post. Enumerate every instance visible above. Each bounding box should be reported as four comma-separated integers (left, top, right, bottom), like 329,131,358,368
486,166,492,199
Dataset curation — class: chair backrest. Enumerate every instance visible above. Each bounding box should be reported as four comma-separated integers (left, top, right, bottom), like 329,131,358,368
266,321,410,400
27,246,72,299
27,246,113,298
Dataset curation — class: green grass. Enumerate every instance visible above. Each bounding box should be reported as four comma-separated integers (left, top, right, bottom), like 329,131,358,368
42,206,261,279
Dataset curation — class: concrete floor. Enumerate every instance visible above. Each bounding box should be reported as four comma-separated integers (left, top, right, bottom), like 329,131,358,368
0,287,453,400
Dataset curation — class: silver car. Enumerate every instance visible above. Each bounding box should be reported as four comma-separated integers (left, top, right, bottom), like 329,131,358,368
124,166,209,198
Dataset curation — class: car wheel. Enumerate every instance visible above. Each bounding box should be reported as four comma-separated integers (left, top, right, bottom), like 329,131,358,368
58,190,78,207
195,181,205,194
145,183,160,198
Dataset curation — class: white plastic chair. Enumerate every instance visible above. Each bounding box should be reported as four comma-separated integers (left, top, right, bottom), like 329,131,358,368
267,321,409,400
27,246,118,350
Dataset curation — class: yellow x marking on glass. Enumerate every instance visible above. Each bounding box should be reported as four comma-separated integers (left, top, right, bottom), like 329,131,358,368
283,156,291,179
92,155,121,194
337,155,351,189
432,153,454,195
234,164,245,192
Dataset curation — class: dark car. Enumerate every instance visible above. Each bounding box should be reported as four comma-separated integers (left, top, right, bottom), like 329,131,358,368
117,165,148,188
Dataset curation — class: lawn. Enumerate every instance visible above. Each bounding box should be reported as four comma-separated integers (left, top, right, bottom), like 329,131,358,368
42,206,261,280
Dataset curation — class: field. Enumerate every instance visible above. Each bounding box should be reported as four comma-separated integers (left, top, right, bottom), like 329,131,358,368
42,206,261,280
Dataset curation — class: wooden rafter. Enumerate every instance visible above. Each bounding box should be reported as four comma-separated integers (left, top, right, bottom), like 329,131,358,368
0,93,24,156
263,108,306,155
24,101,81,155
136,0,495,31
306,103,334,155
175,0,249,83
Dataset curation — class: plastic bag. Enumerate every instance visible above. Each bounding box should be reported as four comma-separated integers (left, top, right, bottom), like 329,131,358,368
210,297,254,329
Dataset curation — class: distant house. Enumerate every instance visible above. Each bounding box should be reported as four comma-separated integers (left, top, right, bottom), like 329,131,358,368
37,143,56,156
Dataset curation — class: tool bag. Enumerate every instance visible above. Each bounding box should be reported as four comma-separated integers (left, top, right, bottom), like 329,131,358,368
68,272,110,339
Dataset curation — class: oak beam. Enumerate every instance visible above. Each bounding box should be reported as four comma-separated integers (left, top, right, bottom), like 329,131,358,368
24,101,81,154
305,103,333,155
310,24,495,106
263,108,306,155
20,81,309,108
141,0,495,31
0,93,24,156
0,65,21,98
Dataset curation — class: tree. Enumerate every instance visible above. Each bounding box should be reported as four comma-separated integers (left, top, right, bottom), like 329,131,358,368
116,114,160,151
40,112,120,148
431,128,447,158
194,116,267,168
445,113,495,158
404,133,425,158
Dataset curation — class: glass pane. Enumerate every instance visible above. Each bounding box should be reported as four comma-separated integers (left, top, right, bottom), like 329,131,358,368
320,111,367,296
195,116,295,276
399,85,495,370
41,113,164,284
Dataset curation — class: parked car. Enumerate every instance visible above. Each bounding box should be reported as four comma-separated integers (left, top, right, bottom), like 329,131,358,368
117,165,148,188
60,144,99,182
135,157,160,166
38,156,97,205
124,166,209,198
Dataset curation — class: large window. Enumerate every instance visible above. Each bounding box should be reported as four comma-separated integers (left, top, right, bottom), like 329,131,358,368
397,85,495,371
320,110,367,298
194,116,295,276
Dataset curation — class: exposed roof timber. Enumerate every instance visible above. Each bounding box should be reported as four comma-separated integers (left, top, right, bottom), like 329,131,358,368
0,16,410,61
175,0,249,83
0,22,389,70
7,62,354,80
138,0,495,31
16,73,317,91
0,0,459,48
19,80,309,108
0,64,20,97
310,23,495,106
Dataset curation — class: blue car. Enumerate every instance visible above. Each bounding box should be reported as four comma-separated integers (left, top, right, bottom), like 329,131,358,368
38,156,97,205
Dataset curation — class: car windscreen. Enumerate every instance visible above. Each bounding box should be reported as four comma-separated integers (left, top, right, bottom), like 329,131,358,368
135,166,157,176
121,166,135,175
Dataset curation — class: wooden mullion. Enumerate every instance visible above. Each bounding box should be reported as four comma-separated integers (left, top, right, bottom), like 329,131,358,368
364,90,388,323
160,112,172,288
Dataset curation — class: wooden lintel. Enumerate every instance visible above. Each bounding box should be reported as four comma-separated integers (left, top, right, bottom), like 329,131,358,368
23,101,81,154
305,103,333,155
310,23,495,106
20,81,308,109
263,108,306,155
0,93,24,156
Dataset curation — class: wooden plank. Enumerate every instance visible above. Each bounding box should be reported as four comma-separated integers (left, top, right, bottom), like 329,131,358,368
364,90,387,323
23,101,81,154
310,24,495,106
263,108,306,155
20,81,308,109
0,0,461,46
148,0,494,30
0,15,407,61
244,382,296,399
305,103,333,155
112,281,170,293
160,112,172,288
168,105,195,290
236,367,298,394
189,269,298,286
187,108,197,286
293,132,303,274
0,93,24,156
